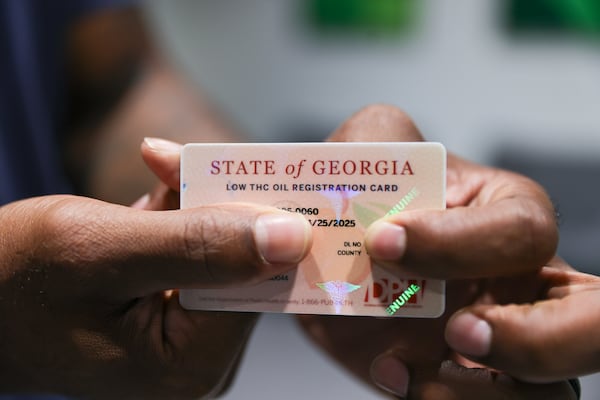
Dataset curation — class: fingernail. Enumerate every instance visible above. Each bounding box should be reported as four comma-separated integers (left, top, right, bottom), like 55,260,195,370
446,312,492,357
143,137,182,154
370,354,409,398
131,193,150,209
365,221,406,261
254,213,312,264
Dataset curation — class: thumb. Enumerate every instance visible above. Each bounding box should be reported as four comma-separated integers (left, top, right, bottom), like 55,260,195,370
445,289,600,382
34,196,312,299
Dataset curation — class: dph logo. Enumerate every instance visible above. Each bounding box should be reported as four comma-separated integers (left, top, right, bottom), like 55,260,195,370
364,278,425,305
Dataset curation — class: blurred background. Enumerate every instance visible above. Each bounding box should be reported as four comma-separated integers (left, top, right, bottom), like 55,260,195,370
142,0,600,398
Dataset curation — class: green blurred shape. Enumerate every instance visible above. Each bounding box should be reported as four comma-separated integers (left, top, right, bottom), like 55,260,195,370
508,0,600,36
307,0,417,36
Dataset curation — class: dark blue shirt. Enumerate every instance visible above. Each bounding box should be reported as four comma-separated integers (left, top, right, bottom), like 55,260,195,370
0,0,132,205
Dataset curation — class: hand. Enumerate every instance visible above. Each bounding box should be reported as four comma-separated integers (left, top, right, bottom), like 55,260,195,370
298,105,575,399
0,138,312,399
446,256,600,383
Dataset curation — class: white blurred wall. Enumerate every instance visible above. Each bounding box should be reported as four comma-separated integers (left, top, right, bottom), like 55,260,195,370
143,0,600,163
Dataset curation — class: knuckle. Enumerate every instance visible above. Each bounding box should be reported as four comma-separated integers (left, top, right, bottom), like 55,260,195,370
181,212,215,280
153,314,256,399
357,103,412,122
34,196,102,265
181,209,259,285
510,197,558,269
342,104,422,142
182,212,215,261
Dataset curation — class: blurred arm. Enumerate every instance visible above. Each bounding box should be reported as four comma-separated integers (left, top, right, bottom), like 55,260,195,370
64,6,240,204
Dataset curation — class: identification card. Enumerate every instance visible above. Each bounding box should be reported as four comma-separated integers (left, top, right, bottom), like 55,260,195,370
179,142,446,317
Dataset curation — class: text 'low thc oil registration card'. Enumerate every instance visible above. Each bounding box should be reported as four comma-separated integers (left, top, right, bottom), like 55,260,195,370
179,142,446,318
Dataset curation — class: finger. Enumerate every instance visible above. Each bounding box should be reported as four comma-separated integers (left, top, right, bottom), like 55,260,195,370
445,290,600,382
327,104,424,143
36,196,312,298
146,181,179,211
141,137,182,191
121,290,258,397
544,266,600,299
364,188,558,279
371,357,577,400
134,137,182,211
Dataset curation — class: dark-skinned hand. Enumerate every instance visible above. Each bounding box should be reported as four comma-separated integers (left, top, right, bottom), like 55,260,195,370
296,105,578,400
0,138,312,399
